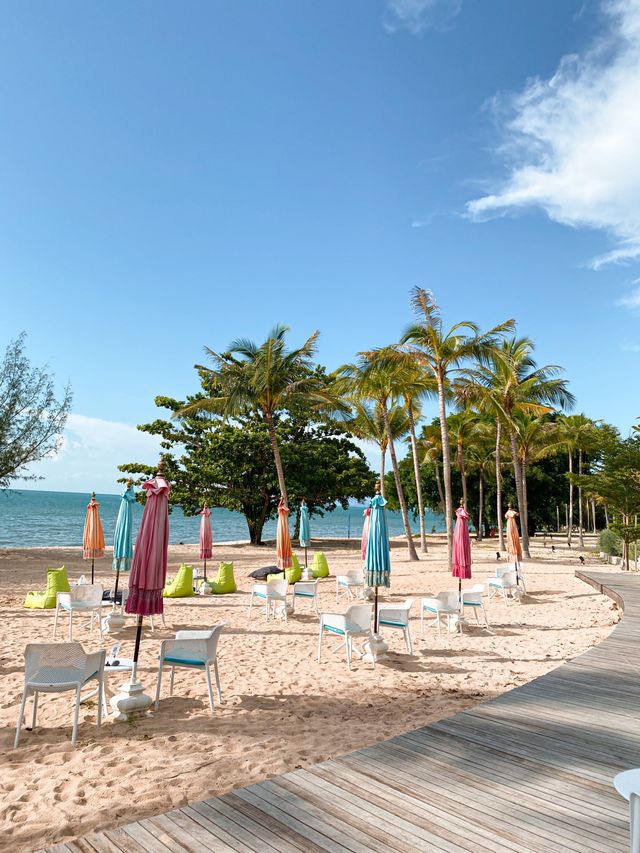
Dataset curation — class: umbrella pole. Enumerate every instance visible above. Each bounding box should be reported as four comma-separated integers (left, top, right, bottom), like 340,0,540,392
374,585,379,633
204,559,207,582
130,615,143,684
304,547,308,569
113,568,120,607
458,577,463,634
91,557,95,584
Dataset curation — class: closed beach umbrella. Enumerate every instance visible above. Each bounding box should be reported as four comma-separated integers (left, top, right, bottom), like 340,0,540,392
199,503,213,581
505,504,522,584
83,492,105,584
299,501,311,567
364,487,391,632
361,507,371,562
452,500,472,619
112,482,135,603
276,499,293,572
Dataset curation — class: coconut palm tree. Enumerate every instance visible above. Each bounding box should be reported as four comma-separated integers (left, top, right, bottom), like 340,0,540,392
419,421,446,517
464,417,496,542
462,337,574,557
336,351,419,561
512,413,558,539
341,399,410,496
401,288,515,567
176,325,334,507
446,410,479,510
553,414,599,547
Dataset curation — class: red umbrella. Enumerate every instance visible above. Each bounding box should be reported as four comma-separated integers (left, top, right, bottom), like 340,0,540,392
276,499,292,571
452,500,472,629
199,504,213,582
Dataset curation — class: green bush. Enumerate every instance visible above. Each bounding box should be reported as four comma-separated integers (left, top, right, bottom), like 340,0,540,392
599,528,622,556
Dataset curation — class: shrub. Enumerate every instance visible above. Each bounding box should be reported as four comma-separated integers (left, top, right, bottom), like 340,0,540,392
599,528,622,556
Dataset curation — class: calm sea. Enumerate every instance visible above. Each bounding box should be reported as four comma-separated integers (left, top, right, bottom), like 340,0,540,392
0,489,445,548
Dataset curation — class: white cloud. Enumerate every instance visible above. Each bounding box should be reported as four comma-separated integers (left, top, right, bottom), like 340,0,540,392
384,0,462,35
467,0,640,269
12,413,162,494
620,341,640,352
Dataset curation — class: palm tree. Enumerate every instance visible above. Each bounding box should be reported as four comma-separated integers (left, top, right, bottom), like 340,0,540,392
176,325,334,507
464,417,496,542
419,421,446,517
342,400,409,496
513,413,557,538
463,337,574,557
401,288,515,567
337,351,419,561
553,414,598,547
446,410,479,510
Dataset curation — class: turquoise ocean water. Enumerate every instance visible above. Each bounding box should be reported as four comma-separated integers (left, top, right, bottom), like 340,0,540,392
0,489,445,548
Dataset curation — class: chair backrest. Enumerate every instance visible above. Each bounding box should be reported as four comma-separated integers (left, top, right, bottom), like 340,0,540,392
462,588,483,605
174,622,226,661
502,570,518,588
469,583,485,593
439,590,461,610
266,579,288,598
379,598,413,625
346,570,362,583
77,574,87,585
24,642,86,680
346,604,373,632
496,566,509,579
70,584,103,606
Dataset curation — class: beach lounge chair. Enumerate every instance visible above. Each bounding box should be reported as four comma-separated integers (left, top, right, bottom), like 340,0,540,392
24,566,70,609
311,552,330,578
249,579,289,620
14,642,105,748
163,564,195,598
318,603,374,671
155,623,225,712
377,598,414,653
488,569,519,603
292,579,319,615
54,584,104,641
211,561,237,594
336,570,364,602
461,583,490,626
420,591,460,637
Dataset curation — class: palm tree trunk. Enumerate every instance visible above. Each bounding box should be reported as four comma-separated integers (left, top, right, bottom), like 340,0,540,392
509,431,530,558
382,402,419,561
495,421,505,551
457,441,468,508
265,411,288,506
605,504,609,529
592,497,597,533
407,402,428,553
556,504,560,533
437,373,454,568
521,455,530,551
478,470,484,542
433,460,445,517
578,450,584,548
379,445,386,498
567,451,573,546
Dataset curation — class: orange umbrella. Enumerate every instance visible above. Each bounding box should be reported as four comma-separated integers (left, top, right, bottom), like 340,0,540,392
83,492,105,584
276,499,292,572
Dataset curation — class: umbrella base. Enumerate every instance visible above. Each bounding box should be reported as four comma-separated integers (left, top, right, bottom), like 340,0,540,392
362,633,389,663
103,609,126,633
111,679,153,721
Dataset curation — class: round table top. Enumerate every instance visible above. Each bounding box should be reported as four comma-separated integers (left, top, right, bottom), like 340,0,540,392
104,657,134,673
614,769,640,801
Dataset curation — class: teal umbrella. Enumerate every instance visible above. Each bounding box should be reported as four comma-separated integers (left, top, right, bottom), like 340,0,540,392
299,501,311,567
364,490,391,632
112,483,135,604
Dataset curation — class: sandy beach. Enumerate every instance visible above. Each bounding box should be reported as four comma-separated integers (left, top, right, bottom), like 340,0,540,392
0,536,617,852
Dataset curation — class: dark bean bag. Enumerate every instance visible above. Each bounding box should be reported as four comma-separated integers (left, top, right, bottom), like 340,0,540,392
248,565,283,580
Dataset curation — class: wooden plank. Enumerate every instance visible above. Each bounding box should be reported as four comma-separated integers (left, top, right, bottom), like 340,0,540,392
216,791,323,853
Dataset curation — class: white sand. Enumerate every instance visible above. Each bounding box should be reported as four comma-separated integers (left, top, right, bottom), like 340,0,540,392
0,536,617,851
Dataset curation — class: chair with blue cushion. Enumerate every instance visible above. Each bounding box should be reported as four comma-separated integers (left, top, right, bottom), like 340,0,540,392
248,579,289,621
377,598,413,653
420,591,460,637
292,579,319,615
318,603,373,671
155,623,226,713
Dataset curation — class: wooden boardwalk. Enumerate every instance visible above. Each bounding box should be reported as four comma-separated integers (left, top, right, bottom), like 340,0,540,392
43,571,639,853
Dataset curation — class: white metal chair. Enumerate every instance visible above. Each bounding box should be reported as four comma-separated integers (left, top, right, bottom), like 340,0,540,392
292,580,319,615
488,569,519,603
335,570,364,602
614,769,640,853
318,603,374,671
155,623,225,712
54,584,104,640
377,598,414,653
14,642,105,748
248,579,289,621
420,591,460,637
461,583,490,627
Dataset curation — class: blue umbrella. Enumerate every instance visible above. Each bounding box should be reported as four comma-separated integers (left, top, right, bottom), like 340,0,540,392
112,483,136,603
299,501,311,567
364,490,391,631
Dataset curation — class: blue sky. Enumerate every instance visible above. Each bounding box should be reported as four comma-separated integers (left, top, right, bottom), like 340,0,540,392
3,0,640,492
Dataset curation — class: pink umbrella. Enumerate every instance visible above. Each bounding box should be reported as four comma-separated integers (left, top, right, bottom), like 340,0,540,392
125,463,170,676
199,504,213,581
361,507,372,562
276,499,292,571
452,502,472,625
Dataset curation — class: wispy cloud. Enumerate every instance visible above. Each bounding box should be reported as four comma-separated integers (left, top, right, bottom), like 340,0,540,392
620,341,640,352
616,280,640,310
466,0,640,269
384,0,462,35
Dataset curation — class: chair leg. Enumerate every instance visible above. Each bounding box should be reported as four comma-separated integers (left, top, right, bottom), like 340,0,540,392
31,691,39,730
169,666,175,697
436,613,442,638
97,679,103,729
204,665,215,712
346,635,352,671
405,627,412,655
53,605,59,638
213,661,222,703
482,603,490,627
502,588,508,604
155,664,163,709
474,608,480,624
317,627,323,663
14,688,29,748
72,686,81,747
161,612,167,628
248,592,254,618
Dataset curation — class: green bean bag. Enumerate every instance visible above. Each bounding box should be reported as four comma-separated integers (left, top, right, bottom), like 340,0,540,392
163,564,195,598
24,566,70,609
211,561,237,594
291,554,302,572
311,552,329,579
266,565,301,584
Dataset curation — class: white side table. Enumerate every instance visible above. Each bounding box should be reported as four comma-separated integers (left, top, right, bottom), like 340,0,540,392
614,769,640,853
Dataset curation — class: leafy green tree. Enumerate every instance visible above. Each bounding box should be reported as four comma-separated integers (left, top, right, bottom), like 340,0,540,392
120,394,373,545
339,399,409,494
0,333,72,488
